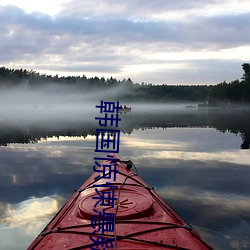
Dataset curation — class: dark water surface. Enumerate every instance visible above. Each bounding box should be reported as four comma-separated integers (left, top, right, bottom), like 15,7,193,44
0,105,250,249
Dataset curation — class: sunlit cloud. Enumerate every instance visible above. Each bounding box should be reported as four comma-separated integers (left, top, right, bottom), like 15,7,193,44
0,0,66,16
153,46,250,62
0,0,250,84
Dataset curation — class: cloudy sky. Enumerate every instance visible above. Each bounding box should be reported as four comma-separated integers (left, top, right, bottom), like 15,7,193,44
0,0,250,85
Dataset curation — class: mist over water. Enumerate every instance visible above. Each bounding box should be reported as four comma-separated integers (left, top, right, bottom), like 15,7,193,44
0,85,95,122
0,84,250,150
0,84,197,124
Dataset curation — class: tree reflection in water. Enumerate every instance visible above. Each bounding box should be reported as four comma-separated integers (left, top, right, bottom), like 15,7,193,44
0,108,249,149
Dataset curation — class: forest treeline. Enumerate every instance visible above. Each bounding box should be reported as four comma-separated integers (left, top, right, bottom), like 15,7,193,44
0,63,250,104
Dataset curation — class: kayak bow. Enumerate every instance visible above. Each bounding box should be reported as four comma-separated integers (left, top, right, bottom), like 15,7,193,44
28,153,213,249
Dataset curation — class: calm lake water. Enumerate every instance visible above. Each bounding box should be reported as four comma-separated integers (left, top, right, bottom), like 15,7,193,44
0,104,250,249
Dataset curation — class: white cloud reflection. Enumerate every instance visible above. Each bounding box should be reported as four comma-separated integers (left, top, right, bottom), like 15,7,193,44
158,186,250,249
121,128,249,166
157,186,250,213
0,196,59,229
0,196,60,249
153,150,250,167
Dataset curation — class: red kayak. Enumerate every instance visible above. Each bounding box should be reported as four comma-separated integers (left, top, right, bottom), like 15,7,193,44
28,154,213,249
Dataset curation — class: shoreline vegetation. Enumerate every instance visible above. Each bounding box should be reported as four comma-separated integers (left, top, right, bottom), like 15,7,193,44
0,63,250,105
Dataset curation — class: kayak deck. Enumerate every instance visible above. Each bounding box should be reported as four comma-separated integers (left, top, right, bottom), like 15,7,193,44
28,154,213,249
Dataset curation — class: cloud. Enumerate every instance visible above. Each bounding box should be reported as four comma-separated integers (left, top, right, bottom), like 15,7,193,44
0,1,250,84
58,0,241,19
1,6,247,51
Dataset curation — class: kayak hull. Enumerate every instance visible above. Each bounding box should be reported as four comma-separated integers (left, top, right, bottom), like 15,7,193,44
28,154,213,249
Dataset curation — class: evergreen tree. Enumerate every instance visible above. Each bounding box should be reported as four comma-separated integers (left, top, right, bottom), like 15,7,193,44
242,63,250,83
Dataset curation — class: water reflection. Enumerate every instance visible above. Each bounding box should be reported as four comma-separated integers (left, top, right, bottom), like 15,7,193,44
0,108,250,249
0,196,59,228
120,128,250,249
0,196,62,250
0,107,250,149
